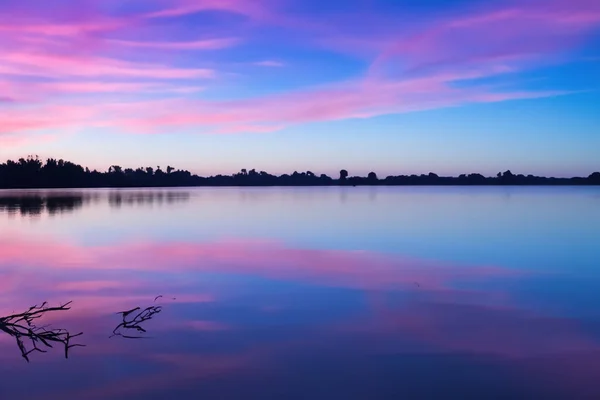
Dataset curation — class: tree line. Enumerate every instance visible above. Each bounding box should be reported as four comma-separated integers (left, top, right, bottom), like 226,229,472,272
0,156,599,189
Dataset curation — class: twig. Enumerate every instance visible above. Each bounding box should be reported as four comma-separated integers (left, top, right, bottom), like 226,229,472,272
0,301,84,362
110,304,162,339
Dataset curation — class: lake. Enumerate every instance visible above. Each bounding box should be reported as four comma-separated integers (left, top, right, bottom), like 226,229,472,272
1,187,600,399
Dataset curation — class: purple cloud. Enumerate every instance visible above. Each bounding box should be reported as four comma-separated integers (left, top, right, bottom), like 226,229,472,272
0,0,598,142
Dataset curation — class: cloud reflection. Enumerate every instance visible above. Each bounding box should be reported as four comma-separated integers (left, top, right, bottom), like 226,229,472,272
1,234,600,398
0,235,522,293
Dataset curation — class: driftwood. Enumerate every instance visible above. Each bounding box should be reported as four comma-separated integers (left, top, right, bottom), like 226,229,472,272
110,305,162,339
0,301,84,362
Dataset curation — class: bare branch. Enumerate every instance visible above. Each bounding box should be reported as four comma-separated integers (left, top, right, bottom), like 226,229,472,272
0,301,84,362
111,301,162,339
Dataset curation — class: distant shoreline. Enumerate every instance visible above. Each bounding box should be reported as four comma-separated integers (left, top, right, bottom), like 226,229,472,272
1,156,599,189
2,182,600,190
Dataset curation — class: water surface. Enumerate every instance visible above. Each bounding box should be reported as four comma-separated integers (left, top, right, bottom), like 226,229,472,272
1,187,600,399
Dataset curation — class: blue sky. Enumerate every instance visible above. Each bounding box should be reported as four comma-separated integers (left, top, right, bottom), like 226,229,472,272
0,0,599,176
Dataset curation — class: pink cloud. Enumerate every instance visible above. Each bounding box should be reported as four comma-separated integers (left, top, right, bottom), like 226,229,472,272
0,132,61,148
103,72,565,134
369,0,600,77
0,68,568,137
253,60,285,67
143,0,269,20
39,81,204,95
0,4,218,117
0,79,205,108
0,19,123,37
1,52,214,79
0,0,596,142
0,104,97,135
109,37,240,50
214,124,286,134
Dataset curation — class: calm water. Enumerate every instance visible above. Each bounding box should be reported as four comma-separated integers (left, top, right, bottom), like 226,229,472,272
1,187,600,399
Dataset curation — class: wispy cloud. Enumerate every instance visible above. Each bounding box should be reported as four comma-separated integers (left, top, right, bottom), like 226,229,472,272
37,81,203,94
0,19,123,37
142,0,269,19
1,52,215,79
368,0,600,78
0,105,97,135
253,60,285,67
109,37,240,50
0,72,569,137
93,67,568,135
0,0,597,144
0,131,66,149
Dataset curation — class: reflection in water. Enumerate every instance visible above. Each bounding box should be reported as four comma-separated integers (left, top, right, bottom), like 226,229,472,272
108,191,190,208
0,301,84,362
0,188,599,398
0,189,191,216
0,194,88,216
111,302,163,339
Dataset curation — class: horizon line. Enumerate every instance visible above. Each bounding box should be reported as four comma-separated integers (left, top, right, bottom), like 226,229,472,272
0,156,599,188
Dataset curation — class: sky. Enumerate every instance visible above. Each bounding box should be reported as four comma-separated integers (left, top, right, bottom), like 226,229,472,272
0,0,599,177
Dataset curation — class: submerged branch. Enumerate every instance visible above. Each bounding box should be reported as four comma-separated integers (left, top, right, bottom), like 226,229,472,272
111,304,162,339
0,301,84,362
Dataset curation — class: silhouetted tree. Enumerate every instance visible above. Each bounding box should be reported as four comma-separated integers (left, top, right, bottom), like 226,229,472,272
0,156,598,189
109,165,123,174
